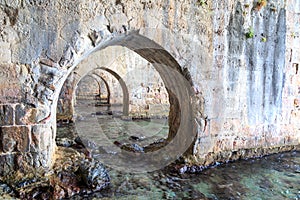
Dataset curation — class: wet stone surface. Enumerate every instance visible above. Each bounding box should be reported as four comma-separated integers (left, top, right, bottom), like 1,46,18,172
73,103,169,153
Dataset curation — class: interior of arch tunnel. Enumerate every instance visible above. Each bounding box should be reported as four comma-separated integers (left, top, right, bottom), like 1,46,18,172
53,33,198,177
56,45,176,156
91,73,111,105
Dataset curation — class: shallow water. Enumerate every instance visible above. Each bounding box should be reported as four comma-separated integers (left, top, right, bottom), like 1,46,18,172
72,102,169,152
57,103,300,200
1,103,298,199
68,149,300,200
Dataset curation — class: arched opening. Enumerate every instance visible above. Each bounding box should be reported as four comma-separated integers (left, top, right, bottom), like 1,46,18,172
54,32,196,172
75,75,102,101
72,68,128,120
74,73,112,107
96,67,129,116
91,73,111,105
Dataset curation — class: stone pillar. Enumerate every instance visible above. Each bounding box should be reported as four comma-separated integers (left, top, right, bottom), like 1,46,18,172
0,103,55,175
0,63,56,175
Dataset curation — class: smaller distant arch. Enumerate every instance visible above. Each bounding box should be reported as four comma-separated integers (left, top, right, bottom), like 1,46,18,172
95,67,129,116
90,73,111,105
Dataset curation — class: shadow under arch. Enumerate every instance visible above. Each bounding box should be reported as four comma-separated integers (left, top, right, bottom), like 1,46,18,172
54,31,197,172
77,73,111,105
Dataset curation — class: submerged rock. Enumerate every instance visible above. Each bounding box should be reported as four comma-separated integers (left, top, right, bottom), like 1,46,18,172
121,143,144,152
56,123,78,147
56,137,75,147
0,182,14,197
51,147,110,198
78,159,110,192
129,135,145,141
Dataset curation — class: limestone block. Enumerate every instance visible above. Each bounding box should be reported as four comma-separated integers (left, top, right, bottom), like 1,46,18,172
0,42,11,63
59,46,75,68
232,136,247,150
0,153,16,176
209,119,222,135
31,124,53,152
0,126,30,153
213,137,234,152
88,15,109,32
27,150,51,168
0,64,22,103
108,12,128,33
15,104,35,125
0,104,14,126
15,104,50,125
196,135,215,155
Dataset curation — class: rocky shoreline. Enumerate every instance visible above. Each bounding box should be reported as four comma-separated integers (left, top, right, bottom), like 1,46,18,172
0,145,110,199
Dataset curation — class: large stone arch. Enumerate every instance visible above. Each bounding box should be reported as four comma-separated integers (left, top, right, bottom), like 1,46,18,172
53,31,200,169
76,74,102,100
0,0,298,179
57,65,131,122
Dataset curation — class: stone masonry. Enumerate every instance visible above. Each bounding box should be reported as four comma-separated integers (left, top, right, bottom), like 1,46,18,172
0,0,299,173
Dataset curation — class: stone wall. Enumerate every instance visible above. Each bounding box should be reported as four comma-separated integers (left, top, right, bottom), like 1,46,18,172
191,0,300,165
0,0,299,172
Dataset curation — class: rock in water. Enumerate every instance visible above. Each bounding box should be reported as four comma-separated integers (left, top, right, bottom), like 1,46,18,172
78,159,110,192
121,143,144,152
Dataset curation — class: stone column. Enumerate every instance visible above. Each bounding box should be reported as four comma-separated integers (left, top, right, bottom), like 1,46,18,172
0,64,56,175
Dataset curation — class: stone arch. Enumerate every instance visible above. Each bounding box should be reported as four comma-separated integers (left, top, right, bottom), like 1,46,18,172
76,74,102,100
90,73,111,105
54,31,199,169
85,73,111,105
57,65,131,122
72,67,129,116
57,72,82,123
96,67,129,116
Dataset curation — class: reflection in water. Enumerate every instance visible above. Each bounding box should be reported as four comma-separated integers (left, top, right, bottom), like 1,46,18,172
56,104,300,199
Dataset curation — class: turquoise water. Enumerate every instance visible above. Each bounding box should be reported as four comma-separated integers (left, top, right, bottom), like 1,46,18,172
1,102,298,199
1,148,299,199
57,103,300,200
69,150,299,200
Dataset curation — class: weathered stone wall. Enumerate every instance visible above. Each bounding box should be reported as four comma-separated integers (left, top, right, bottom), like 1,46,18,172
190,0,300,165
0,0,299,172
286,0,300,131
